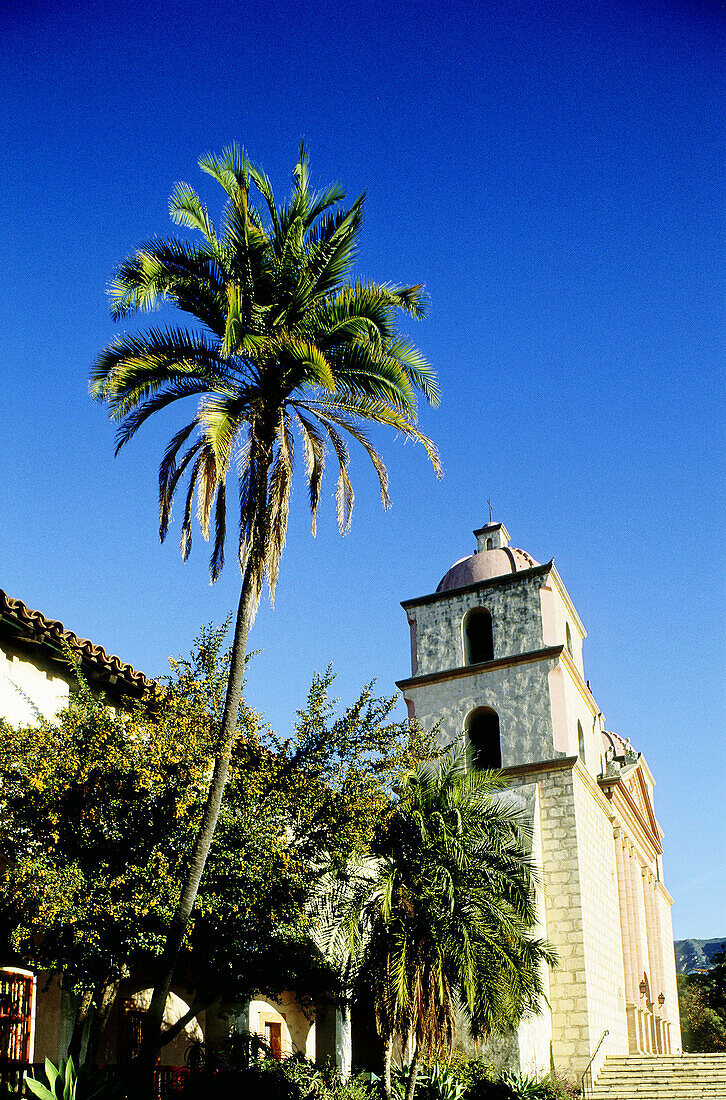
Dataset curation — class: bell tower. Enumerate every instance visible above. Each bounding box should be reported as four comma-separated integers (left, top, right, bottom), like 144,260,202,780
397,520,599,773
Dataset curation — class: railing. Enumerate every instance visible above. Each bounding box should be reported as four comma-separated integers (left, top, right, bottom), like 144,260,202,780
580,1028,609,1099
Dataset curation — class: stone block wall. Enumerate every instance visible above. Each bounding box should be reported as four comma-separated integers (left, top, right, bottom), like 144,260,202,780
571,768,629,1073
407,574,547,678
405,657,559,765
507,765,590,1075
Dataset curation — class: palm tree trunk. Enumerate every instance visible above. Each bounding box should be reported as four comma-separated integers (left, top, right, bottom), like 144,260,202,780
382,1033,393,1100
138,548,261,1088
404,1045,420,1100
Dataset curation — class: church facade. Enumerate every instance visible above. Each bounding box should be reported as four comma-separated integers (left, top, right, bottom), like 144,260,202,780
396,521,681,1079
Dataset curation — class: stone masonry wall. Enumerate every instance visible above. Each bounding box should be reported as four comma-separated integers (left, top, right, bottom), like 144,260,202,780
405,657,560,765
508,765,590,1076
409,574,547,677
571,768,629,1075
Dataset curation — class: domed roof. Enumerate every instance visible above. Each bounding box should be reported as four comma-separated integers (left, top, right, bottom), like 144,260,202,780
436,522,540,593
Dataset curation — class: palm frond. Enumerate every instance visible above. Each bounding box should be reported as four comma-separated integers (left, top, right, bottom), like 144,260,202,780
264,418,294,601
292,409,328,534
93,144,440,589
169,181,218,245
158,424,200,541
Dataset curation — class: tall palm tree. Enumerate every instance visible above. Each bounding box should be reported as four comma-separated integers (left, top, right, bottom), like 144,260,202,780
90,143,441,1070
313,745,556,1100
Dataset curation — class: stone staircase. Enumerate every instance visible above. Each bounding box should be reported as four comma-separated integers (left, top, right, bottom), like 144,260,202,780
590,1054,726,1099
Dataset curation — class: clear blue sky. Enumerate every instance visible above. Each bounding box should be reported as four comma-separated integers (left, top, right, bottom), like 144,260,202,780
1,0,723,938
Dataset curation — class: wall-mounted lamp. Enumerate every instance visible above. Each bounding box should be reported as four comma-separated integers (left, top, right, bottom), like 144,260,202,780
639,980,647,997
658,993,665,1006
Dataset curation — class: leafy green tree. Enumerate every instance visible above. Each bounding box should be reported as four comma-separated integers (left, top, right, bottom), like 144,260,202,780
89,143,440,1069
677,946,726,1053
314,745,555,1100
0,629,425,1065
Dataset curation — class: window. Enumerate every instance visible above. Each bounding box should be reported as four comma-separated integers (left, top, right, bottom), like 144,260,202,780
463,607,493,665
465,707,501,770
577,720,585,760
565,622,573,656
486,537,493,550
0,970,33,1064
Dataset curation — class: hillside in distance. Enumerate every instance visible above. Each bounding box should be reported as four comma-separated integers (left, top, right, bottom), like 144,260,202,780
675,938,725,973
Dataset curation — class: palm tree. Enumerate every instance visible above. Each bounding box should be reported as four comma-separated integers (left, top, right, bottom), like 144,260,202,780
313,745,556,1100
90,143,441,1072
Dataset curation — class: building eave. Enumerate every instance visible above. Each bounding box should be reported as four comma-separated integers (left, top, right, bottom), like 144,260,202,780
400,560,554,611
396,644,565,693
0,589,158,700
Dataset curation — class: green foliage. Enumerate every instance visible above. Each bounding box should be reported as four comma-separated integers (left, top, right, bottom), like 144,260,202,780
26,1059,77,1100
90,143,441,593
677,947,726,1052
393,1060,467,1100
25,1059,120,1100
498,1072,579,1100
0,623,428,1054
0,644,220,994
178,1050,372,1100
314,743,556,1075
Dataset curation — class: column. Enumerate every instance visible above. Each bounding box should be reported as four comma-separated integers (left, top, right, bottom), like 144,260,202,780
628,850,649,1051
615,832,639,1051
645,869,667,1053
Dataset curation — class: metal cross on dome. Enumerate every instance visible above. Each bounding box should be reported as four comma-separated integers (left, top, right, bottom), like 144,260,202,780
487,498,493,522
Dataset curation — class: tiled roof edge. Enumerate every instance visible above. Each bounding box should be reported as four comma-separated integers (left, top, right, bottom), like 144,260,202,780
0,589,157,695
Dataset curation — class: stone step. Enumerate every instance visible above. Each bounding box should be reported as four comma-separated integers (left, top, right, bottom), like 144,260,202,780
591,1054,726,1100
598,1069,726,1076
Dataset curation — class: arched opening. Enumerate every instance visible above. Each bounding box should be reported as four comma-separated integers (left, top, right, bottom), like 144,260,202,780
465,707,501,770
463,607,493,665
486,537,493,550
565,622,573,656
577,720,585,760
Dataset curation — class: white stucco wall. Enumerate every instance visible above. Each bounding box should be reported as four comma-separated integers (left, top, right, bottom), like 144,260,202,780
0,644,72,725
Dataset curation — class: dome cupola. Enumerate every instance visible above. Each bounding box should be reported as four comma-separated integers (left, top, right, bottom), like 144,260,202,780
436,522,540,592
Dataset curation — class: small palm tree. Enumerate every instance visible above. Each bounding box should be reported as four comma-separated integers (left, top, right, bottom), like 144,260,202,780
90,143,441,1069
313,745,556,1100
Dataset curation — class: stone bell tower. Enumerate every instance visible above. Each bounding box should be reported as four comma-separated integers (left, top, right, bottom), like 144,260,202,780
396,520,600,774
395,521,682,1079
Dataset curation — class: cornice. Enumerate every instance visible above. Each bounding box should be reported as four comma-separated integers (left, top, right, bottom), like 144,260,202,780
396,645,564,693
548,565,587,638
400,560,554,611
499,755,577,780
560,646,601,717
601,775,663,858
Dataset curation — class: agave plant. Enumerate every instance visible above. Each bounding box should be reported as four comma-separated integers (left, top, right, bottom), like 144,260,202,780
26,1059,77,1100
